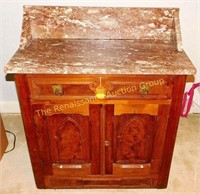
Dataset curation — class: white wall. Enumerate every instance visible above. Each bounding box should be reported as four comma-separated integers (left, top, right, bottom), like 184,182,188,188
1,0,200,113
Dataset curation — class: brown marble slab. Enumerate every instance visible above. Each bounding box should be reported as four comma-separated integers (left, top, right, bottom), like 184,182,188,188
5,39,196,75
4,6,196,75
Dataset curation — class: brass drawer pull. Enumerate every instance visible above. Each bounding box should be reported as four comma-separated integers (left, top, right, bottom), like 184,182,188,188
139,85,149,96
52,84,64,96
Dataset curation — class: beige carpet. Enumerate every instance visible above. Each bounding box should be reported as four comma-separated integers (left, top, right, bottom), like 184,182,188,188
0,114,200,194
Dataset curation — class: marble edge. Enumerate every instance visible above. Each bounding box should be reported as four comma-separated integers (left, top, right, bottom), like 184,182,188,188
4,56,197,75
4,70,196,75
174,9,183,51
19,6,33,49
23,5,180,10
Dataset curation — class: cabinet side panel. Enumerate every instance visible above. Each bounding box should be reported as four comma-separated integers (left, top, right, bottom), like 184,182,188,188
33,105,53,175
157,75,186,188
14,74,45,188
150,104,171,175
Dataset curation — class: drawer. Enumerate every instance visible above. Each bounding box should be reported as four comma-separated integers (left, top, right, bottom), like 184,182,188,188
105,76,173,100
27,75,98,100
27,75,173,100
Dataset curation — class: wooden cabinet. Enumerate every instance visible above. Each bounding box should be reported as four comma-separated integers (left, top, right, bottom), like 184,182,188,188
14,74,186,188
4,5,196,190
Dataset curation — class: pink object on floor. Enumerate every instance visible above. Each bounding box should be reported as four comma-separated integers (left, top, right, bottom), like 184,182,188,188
181,82,200,117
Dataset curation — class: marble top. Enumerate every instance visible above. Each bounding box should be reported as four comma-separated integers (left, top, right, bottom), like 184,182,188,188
4,6,196,75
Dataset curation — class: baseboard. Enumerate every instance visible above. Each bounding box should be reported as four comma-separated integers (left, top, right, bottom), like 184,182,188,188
0,101,21,113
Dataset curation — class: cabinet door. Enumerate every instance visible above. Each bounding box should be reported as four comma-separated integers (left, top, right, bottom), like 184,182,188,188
33,104,101,177
113,113,155,176
105,104,170,178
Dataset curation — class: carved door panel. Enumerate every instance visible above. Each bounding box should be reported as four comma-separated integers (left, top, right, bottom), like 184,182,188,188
48,114,90,163
105,104,170,177
114,114,155,164
112,113,155,176
33,104,101,177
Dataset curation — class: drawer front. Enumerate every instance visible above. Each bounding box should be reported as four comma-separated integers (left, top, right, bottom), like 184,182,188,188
27,75,97,100
27,75,173,100
105,76,173,100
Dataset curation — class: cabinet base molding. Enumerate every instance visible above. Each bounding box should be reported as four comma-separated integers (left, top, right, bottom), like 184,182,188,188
44,175,158,189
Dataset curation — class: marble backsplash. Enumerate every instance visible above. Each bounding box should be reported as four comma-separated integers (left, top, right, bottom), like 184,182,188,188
20,6,181,50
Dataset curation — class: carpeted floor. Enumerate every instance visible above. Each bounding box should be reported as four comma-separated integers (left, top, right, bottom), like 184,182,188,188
0,114,200,194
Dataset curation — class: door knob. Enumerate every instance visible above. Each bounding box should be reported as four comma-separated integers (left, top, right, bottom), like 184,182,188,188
104,140,110,147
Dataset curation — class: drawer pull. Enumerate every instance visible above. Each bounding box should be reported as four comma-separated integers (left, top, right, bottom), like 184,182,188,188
139,85,149,96
52,85,64,96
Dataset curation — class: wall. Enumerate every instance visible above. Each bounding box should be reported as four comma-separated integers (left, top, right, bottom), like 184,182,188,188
1,0,200,113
